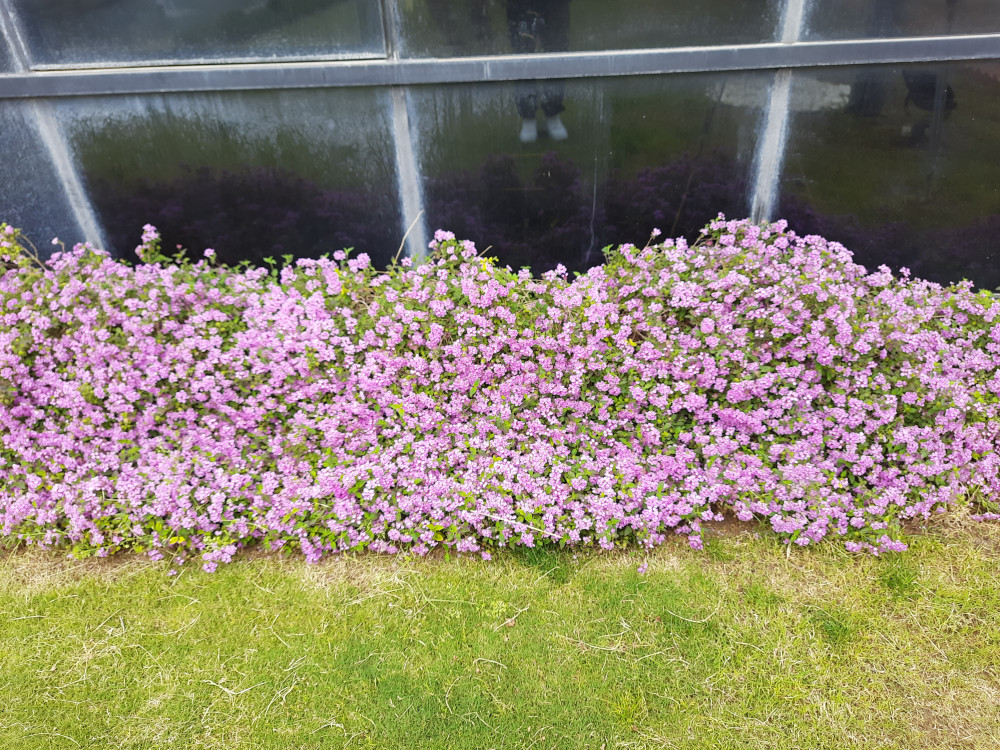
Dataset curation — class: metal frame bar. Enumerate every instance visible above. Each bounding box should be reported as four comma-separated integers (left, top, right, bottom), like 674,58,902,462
1,35,998,99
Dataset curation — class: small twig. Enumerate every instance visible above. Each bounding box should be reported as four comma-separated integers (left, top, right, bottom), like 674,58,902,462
530,566,559,586
261,680,297,717
444,678,459,714
493,605,529,631
23,733,79,747
728,640,765,653
662,599,724,625
310,717,345,735
202,679,264,697
472,658,507,670
344,588,404,606
351,651,383,668
154,615,200,638
394,210,425,265
633,650,668,662
88,608,124,635
555,634,625,652
283,655,308,672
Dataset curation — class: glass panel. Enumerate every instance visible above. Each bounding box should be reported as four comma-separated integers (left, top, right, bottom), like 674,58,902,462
0,37,12,71
0,101,86,254
398,0,781,58
9,0,384,67
804,0,1000,40
55,88,401,269
777,62,1000,290
412,72,768,274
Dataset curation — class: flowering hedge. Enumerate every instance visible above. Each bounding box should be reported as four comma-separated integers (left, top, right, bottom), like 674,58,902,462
1,218,999,572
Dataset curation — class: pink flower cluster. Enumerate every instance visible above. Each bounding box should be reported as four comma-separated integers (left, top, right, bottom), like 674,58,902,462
1,217,998,571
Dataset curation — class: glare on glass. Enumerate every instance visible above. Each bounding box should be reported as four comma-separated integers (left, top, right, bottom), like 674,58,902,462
803,0,1000,40
410,72,770,274
53,88,403,269
398,0,781,58
8,0,384,67
0,101,87,251
778,62,1000,290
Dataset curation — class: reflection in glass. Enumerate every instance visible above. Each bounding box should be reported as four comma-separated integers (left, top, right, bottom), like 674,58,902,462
804,0,1000,40
0,36,12,71
55,89,402,269
412,73,768,274
778,63,1000,290
398,0,780,58
508,0,571,144
0,102,86,251
9,0,383,67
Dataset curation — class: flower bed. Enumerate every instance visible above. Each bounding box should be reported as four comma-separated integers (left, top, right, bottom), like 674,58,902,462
1,217,998,572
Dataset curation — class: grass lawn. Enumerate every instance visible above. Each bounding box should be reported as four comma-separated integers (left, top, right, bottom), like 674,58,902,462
2,509,998,749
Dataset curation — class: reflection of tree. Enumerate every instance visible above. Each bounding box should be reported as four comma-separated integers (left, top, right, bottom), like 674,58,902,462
22,0,360,60
89,165,398,269
202,0,355,47
425,149,748,274
424,148,998,290
778,195,1000,291
423,0,492,53
426,152,595,274
603,151,748,248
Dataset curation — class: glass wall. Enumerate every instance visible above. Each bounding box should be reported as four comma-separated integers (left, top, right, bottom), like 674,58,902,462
0,0,997,288
55,88,401,269
7,0,384,67
398,0,781,58
804,0,1000,41
412,72,768,273
0,36,12,71
778,61,1000,289
0,101,86,248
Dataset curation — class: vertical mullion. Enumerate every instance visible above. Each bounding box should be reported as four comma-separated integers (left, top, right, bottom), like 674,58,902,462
382,0,429,259
750,0,809,224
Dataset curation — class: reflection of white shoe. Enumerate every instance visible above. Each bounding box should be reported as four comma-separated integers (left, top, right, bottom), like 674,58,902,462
546,115,568,141
519,118,538,143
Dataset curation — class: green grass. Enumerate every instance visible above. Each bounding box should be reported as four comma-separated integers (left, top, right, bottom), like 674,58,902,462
2,509,999,749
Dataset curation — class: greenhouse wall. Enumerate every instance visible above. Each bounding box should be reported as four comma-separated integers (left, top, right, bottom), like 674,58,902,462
0,0,997,287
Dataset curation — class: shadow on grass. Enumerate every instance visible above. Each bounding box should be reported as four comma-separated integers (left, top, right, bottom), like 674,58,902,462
506,544,576,586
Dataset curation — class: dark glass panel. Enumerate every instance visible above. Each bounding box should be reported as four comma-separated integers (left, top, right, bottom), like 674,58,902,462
56,88,402,269
9,0,383,67
778,62,1000,290
398,0,780,58
0,36,12,71
0,102,87,253
412,72,768,274
804,0,1000,40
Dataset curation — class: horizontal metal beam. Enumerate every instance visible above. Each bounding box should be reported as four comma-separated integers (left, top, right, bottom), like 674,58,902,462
1,34,998,99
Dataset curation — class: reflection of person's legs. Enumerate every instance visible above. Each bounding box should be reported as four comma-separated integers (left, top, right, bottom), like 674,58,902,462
507,0,571,142
507,0,541,140
537,0,570,140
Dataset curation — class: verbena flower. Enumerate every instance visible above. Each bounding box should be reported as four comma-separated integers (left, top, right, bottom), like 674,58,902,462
0,216,998,570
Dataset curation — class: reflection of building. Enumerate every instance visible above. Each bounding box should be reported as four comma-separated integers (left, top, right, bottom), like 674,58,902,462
154,0,272,21
0,0,998,287
714,78,851,112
